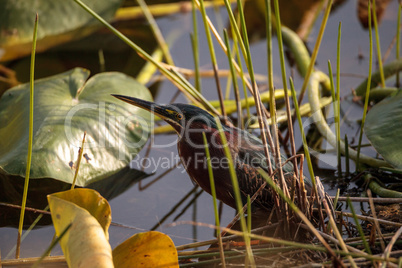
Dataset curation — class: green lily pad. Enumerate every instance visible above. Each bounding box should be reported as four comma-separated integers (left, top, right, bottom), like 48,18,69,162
0,0,123,61
364,90,402,168
0,67,152,187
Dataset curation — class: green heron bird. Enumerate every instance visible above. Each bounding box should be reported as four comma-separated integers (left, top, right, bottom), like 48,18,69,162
112,94,312,211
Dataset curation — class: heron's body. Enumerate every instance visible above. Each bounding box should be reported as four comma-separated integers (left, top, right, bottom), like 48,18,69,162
112,95,312,211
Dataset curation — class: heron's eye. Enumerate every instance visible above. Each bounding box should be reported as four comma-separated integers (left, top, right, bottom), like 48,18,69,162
176,113,183,120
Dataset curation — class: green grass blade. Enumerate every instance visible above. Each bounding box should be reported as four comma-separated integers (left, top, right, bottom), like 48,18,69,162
32,223,72,268
71,132,86,189
234,41,251,120
236,0,254,81
202,132,226,266
6,206,49,259
334,188,340,209
336,22,342,175
226,2,250,120
98,49,105,72
297,0,333,105
258,169,339,262
272,0,298,174
223,30,243,128
347,198,372,255
344,134,350,176
356,2,373,169
190,34,202,92
266,0,292,226
327,60,341,174
73,0,219,115
372,0,385,87
191,0,201,92
202,133,221,233
222,0,247,62
16,13,38,259
289,77,317,194
247,195,251,233
397,2,401,86
137,0,174,65
214,118,255,266
236,0,276,184
198,0,226,117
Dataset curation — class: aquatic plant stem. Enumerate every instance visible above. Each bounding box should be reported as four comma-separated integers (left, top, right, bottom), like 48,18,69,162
191,0,201,92
328,61,341,174
71,132,86,189
222,0,247,63
198,0,226,117
372,0,386,87
32,224,72,268
136,0,174,65
73,0,219,115
258,169,342,266
357,3,373,169
308,71,389,167
16,14,38,259
271,0,298,176
347,198,372,256
323,200,357,268
215,118,255,267
235,0,277,192
396,3,401,86
234,39,251,121
344,134,350,175
223,30,243,129
195,0,258,98
269,0,293,229
336,22,342,175
297,0,333,105
202,132,226,268
290,78,317,199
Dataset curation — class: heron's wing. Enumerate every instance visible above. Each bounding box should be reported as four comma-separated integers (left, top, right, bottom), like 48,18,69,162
236,129,295,174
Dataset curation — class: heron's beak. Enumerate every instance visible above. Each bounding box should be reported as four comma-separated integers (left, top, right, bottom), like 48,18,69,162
112,94,182,130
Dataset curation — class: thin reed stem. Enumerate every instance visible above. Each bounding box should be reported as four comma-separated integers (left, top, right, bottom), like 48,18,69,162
16,14,38,259
336,22,342,175
137,0,174,65
372,0,386,87
215,118,255,266
73,0,219,115
396,2,401,86
223,30,243,129
356,2,373,169
347,198,372,256
71,132,86,189
191,0,201,92
289,78,318,198
344,134,350,176
297,0,333,105
202,132,226,268
198,0,226,117
328,61,340,174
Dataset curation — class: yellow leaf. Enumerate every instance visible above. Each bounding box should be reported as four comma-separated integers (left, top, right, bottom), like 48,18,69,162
49,188,111,237
48,189,113,268
113,231,178,268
